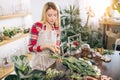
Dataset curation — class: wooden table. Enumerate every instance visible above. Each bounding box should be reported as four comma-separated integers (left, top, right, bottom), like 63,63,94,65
73,50,120,80
1,52,120,80
98,51,120,80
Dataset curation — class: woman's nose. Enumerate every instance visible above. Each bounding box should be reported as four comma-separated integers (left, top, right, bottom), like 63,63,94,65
51,16,55,20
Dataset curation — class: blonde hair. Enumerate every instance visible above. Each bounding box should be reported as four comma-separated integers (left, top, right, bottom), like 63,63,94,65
41,2,60,27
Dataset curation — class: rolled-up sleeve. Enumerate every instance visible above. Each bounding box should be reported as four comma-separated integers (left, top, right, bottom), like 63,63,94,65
55,26,61,49
28,22,42,53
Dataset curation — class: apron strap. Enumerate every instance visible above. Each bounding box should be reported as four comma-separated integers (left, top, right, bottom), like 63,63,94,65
42,24,55,31
42,24,45,30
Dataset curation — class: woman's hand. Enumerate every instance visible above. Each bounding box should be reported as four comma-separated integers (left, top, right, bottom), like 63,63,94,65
48,44,58,54
41,44,59,54
48,45,56,53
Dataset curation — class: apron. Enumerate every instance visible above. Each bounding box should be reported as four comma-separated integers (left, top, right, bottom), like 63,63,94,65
31,25,57,71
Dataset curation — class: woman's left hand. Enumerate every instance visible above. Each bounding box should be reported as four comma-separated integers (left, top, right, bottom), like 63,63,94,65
47,44,56,53
51,45,59,54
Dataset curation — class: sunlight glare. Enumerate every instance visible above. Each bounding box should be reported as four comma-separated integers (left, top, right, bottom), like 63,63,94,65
89,0,111,18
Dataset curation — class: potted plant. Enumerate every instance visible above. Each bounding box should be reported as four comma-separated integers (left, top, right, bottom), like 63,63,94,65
3,27,22,39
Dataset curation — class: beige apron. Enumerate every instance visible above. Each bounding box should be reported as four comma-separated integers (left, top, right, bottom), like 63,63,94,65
31,25,57,70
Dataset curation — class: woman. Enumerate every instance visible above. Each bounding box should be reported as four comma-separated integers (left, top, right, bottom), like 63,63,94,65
28,2,60,71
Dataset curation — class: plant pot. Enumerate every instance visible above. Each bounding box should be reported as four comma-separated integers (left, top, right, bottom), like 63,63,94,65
96,47,104,55
12,33,22,39
3,36,11,40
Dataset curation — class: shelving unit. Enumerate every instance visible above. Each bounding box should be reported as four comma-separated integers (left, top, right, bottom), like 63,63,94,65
0,33,30,79
0,13,31,20
0,0,32,79
0,33,29,46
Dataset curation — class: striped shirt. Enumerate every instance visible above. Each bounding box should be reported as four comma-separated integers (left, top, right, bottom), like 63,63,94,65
28,22,60,52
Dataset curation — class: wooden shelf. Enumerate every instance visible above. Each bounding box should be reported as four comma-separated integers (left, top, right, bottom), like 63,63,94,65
99,20,120,26
0,13,31,20
0,53,32,79
0,33,29,46
0,64,14,79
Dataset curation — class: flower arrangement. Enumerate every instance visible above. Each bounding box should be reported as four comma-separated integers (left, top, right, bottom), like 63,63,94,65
70,41,80,51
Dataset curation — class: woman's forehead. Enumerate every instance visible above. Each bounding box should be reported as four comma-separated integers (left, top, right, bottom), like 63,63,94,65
46,8,57,14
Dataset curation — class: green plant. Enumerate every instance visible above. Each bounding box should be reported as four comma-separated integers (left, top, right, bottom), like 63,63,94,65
7,54,65,80
60,4,104,54
4,74,20,80
13,27,22,33
3,27,16,38
23,28,30,34
12,55,32,76
60,5,82,53
80,28,103,48
61,5,82,35
80,6,103,48
3,27,22,38
51,54,101,78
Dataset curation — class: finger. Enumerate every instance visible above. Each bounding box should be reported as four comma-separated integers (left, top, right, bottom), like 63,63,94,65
50,48,56,53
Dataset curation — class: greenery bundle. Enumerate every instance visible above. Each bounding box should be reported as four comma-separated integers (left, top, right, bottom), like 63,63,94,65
51,54,101,78
5,55,64,80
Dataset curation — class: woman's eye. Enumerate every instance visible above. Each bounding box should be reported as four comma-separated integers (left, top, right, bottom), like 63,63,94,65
54,14,57,17
48,14,52,17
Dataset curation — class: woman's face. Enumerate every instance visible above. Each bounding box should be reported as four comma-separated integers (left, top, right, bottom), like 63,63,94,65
46,8,58,25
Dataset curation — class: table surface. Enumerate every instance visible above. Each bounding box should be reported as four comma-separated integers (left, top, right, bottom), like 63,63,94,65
98,51,120,80
1,52,120,80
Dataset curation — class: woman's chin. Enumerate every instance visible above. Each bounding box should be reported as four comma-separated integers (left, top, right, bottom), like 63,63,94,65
49,22,55,25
